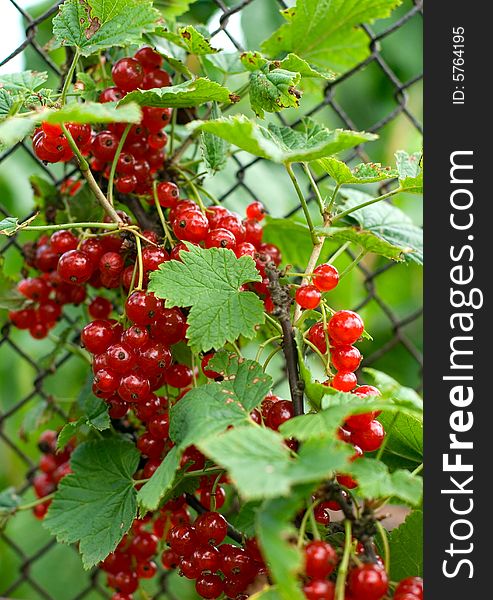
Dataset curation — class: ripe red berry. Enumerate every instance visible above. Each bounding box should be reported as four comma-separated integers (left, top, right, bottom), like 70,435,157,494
89,296,112,320
134,47,163,70
235,242,256,259
139,342,172,376
136,559,157,579
150,307,187,345
81,320,116,354
303,579,336,600
99,87,125,103
118,373,151,403
168,524,197,557
92,131,119,162
137,432,164,458
106,343,135,374
205,228,237,250
243,218,263,247
156,181,179,208
305,540,338,579
328,310,364,345
266,400,294,431
113,571,138,594
200,486,226,511
330,345,361,372
350,420,385,452
115,174,138,194
395,576,423,598
193,545,221,573
220,545,254,578
99,252,124,278
57,250,93,284
142,106,172,132
161,548,180,570
112,57,144,91
142,246,169,275
142,69,171,90
18,277,50,301
308,322,328,354
332,371,358,392
50,229,78,254
347,563,388,600
165,363,193,388
217,214,245,243
295,285,321,310
313,501,332,525
125,291,161,326
245,200,266,221
313,263,339,292
201,353,220,379
195,574,224,599
148,413,170,439
195,511,228,546
130,532,158,560
173,209,209,243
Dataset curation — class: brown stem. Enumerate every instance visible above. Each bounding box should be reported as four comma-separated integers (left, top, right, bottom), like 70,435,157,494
265,263,304,416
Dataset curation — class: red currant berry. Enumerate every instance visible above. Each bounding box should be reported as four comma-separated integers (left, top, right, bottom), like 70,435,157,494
308,322,328,354
328,310,364,345
330,345,361,372
142,69,171,89
137,432,164,458
50,229,78,254
148,130,168,150
205,228,237,250
150,307,187,345
332,371,357,392
81,319,116,354
142,246,169,275
173,209,209,243
347,563,388,600
115,174,138,194
165,363,193,388
193,545,221,573
246,200,266,221
161,548,180,570
112,57,144,91
106,343,135,374
195,574,224,599
130,532,158,560
113,571,138,595
295,284,321,310
235,242,256,259
313,263,339,292
167,524,197,557
156,181,179,208
118,373,151,403
266,399,294,430
57,250,93,284
136,559,157,579
303,579,335,600
148,413,170,439
305,540,338,579
243,218,263,247
99,87,125,103
134,47,163,70
142,106,172,132
313,501,332,525
350,420,385,452
200,486,226,511
217,214,246,243
201,353,220,379
195,511,228,546
89,296,112,320
92,131,119,162
125,291,161,326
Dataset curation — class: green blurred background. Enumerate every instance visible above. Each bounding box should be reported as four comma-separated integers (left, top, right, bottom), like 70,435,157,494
0,1,422,598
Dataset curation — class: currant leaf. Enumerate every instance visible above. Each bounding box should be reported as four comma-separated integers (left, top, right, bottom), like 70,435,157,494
53,0,161,57
119,78,234,109
262,217,313,268
137,446,181,511
45,101,142,124
386,510,423,580
156,25,220,54
249,66,302,118
277,54,336,80
0,90,14,121
148,244,264,352
0,70,48,93
200,103,229,174
189,116,376,163
396,150,423,193
154,0,199,20
262,0,402,73
318,157,398,185
44,438,140,569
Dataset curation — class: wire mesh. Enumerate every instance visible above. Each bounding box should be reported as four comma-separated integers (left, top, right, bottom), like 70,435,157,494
0,1,423,598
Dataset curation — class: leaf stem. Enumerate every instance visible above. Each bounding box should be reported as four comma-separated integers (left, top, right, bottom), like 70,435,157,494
297,498,322,548
375,521,390,573
16,493,55,512
339,249,367,280
60,49,81,106
327,183,341,213
108,123,132,206
335,519,353,600
302,162,325,216
152,180,175,248
328,241,350,264
331,187,402,224
135,234,144,291
285,163,319,244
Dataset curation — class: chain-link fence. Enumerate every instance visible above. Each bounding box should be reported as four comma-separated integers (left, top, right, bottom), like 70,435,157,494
0,1,423,598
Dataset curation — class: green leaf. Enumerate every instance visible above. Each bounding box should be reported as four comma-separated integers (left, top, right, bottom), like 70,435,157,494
229,501,262,538
137,446,180,511
0,257,25,311
45,101,141,124
155,0,198,20
333,188,423,264
44,438,139,569
0,116,36,151
349,458,422,505
148,244,264,352
75,72,100,101
21,400,49,434
315,226,409,262
53,0,160,57
0,90,14,121
68,182,104,222
388,510,423,580
30,175,62,212
262,0,402,73
395,150,423,193
278,54,336,80
363,368,423,412
120,78,234,109
189,116,377,164
240,51,269,72
256,487,311,600
0,70,48,93
262,217,312,268
156,25,220,54
200,103,228,174
0,488,21,529
160,53,193,78
249,66,301,118
318,157,398,185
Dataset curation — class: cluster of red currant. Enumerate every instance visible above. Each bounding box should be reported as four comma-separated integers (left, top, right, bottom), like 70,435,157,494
31,430,73,520
33,47,171,198
303,540,338,599
393,576,423,600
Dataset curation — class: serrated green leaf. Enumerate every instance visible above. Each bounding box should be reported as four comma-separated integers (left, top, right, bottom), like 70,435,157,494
363,368,423,413
120,78,234,109
318,157,398,185
257,487,311,600
148,244,264,352
240,51,268,72
249,66,301,118
200,103,228,174
395,150,423,193
56,421,80,451
387,510,423,579
53,0,160,57
189,116,377,164
160,52,193,77
155,0,198,20
315,226,408,262
45,101,141,124
0,70,48,93
44,438,139,569
75,72,100,101
262,217,312,268
278,54,336,80
202,53,245,80
156,25,220,54
333,188,423,264
0,90,14,121
262,0,402,73
137,446,180,511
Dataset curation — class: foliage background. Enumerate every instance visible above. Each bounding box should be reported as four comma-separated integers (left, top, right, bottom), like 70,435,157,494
0,0,422,598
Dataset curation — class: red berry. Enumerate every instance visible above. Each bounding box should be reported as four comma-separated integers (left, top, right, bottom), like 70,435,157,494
113,571,138,595
142,70,171,90
313,501,332,525
115,174,138,194
328,311,364,345
246,200,266,221
148,130,168,150
220,546,255,579
57,250,93,284
395,577,423,598
167,524,197,557
313,263,339,292
66,122,92,149
89,296,112,320
266,400,294,430
142,246,169,274
148,413,170,439
106,343,135,374
118,373,151,403
308,322,328,354
136,560,157,579
173,209,209,243
156,181,179,208
134,47,163,70
165,363,193,388
330,345,361,372
112,57,144,91
332,371,357,392
303,579,335,600
336,473,358,489
295,285,321,310
201,353,220,379
243,218,263,247
142,106,172,132
347,563,388,600
150,307,187,345
137,432,164,458
193,545,221,573
99,252,124,278
200,486,226,511
305,540,338,579
217,214,245,243
195,511,228,546
126,291,161,326
195,574,224,599
99,87,125,103
92,131,119,162
50,229,78,254
205,228,237,250
235,242,256,259
130,532,158,560
81,320,116,354
350,420,385,452
94,368,119,395
161,549,180,570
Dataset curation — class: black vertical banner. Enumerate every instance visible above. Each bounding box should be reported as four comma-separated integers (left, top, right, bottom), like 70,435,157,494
426,2,491,597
